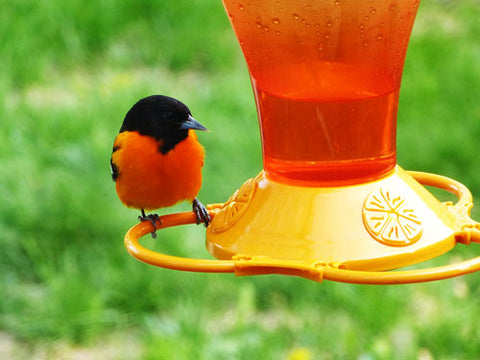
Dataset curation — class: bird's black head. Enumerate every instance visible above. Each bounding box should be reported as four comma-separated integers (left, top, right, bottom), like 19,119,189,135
119,95,207,154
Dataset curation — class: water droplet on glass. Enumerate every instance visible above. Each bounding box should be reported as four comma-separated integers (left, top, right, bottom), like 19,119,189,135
363,39,369,47
326,20,333,27
255,21,262,29
364,16,369,21
263,25,270,32
370,7,376,14
275,31,281,36
317,43,324,51
293,13,300,20
239,4,244,10
272,18,280,24
324,32,331,39
334,0,340,5
376,34,383,40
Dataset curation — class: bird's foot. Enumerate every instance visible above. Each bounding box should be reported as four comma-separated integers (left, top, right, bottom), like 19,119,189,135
138,210,160,239
193,198,211,227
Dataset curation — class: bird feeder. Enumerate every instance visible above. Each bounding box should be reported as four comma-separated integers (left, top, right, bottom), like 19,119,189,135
124,0,480,284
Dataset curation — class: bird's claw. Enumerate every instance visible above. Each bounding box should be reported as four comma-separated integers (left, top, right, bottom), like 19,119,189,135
138,211,160,239
193,198,211,227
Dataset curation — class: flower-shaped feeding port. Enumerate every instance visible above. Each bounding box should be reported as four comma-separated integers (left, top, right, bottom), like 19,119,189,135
362,188,423,247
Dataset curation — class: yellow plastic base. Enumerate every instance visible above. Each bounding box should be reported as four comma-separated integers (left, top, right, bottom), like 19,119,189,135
125,166,480,283
206,166,465,271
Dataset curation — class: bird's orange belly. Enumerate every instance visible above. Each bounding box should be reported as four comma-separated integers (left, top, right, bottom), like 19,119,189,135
112,131,205,210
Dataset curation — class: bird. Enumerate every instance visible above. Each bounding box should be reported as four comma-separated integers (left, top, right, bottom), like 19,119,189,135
110,95,211,238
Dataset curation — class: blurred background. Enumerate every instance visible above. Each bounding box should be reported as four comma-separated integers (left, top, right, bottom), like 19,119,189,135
1,0,479,359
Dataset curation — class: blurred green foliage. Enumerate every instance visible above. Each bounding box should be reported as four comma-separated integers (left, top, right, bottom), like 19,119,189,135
0,0,479,359
0,0,235,87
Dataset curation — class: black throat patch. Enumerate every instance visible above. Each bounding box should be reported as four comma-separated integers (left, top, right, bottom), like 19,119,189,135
158,129,189,154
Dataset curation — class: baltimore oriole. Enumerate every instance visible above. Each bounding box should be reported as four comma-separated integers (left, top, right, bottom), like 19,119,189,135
110,95,211,237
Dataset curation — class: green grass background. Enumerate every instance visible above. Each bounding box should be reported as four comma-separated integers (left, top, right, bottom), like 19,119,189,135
1,0,480,358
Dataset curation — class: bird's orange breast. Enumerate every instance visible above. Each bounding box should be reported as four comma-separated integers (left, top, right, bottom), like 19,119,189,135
111,130,205,210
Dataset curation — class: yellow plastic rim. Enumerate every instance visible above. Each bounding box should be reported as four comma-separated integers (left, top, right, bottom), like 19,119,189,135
124,171,480,284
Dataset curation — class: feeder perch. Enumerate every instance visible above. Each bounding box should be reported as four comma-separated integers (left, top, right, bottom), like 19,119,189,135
124,0,480,284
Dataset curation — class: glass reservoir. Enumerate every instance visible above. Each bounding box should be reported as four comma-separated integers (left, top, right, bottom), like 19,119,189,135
223,0,419,186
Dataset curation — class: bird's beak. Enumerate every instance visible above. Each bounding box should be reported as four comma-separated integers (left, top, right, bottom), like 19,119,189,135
180,115,208,131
